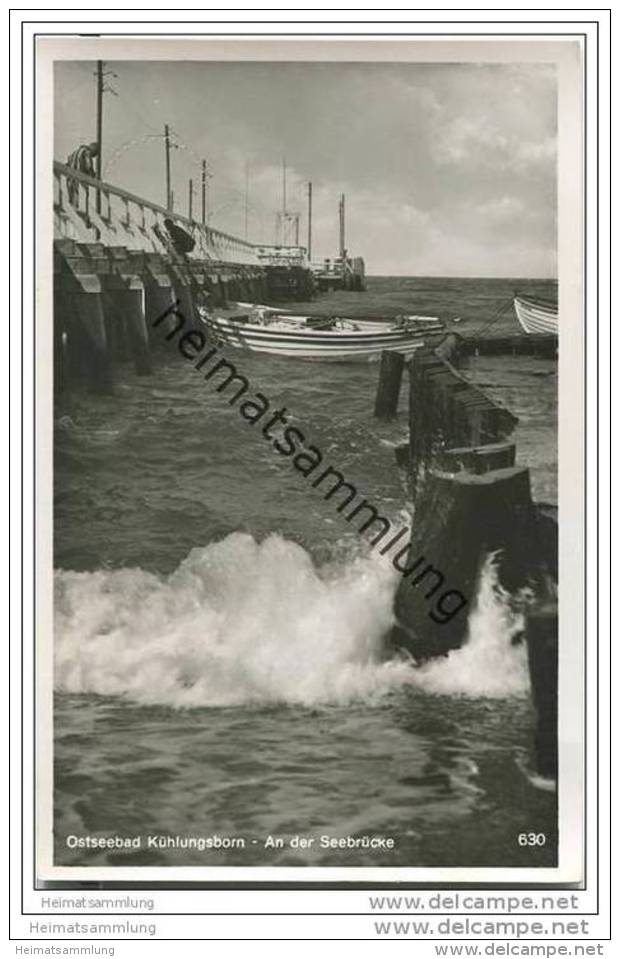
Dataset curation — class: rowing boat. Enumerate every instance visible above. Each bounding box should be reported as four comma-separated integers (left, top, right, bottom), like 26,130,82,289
513,296,558,335
198,309,445,361
233,303,441,334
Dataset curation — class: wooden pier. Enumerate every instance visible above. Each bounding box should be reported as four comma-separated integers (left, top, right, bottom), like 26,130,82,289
374,337,558,781
53,161,315,391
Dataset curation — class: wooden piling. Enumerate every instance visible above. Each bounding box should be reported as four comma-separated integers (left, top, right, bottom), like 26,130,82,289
461,334,558,359
525,604,558,779
405,342,518,482
392,465,533,659
437,441,516,474
374,350,406,419
394,442,411,471
385,330,558,782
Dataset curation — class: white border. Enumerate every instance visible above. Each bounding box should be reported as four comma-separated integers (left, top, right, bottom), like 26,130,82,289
16,16,598,901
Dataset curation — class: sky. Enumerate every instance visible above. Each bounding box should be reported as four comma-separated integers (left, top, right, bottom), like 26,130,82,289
54,60,557,277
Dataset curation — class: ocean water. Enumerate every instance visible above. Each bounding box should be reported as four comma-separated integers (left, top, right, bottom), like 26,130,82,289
53,276,558,869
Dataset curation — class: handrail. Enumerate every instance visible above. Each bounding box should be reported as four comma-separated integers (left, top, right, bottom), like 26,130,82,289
53,160,258,255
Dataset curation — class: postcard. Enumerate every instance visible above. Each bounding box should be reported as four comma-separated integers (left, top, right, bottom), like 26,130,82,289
33,34,585,886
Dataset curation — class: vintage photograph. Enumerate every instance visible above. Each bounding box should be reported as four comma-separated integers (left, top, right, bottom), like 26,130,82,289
39,38,583,882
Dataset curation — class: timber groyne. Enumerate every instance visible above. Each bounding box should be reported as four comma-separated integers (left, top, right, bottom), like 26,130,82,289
374,336,558,781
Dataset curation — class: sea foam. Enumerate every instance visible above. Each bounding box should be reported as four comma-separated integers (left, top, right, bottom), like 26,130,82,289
54,533,529,708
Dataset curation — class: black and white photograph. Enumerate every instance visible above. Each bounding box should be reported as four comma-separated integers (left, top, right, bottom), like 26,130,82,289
35,36,585,884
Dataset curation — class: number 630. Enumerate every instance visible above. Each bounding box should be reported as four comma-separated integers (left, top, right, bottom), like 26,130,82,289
518,832,547,846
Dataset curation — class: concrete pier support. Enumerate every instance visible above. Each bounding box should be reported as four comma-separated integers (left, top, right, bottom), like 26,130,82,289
374,350,406,419
101,285,129,363
255,274,267,302
126,287,152,375
68,290,113,393
217,276,229,307
144,273,178,343
105,286,152,375
53,288,72,392
228,277,240,302
53,236,275,390
173,276,196,326
249,277,261,302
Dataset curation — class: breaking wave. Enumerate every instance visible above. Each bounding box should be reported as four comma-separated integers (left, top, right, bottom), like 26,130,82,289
410,555,530,698
54,533,529,708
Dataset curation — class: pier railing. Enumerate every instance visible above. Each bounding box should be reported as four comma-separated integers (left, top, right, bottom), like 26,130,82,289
53,161,260,266
255,244,309,267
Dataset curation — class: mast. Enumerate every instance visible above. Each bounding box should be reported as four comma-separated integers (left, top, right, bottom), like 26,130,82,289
95,60,103,211
275,157,299,245
307,181,312,259
164,124,172,211
201,160,206,224
244,160,250,240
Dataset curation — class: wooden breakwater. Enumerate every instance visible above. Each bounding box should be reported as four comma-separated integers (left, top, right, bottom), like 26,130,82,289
374,335,558,781
459,333,558,358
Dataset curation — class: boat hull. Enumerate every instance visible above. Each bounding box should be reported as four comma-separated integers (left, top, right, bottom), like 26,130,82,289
200,313,443,360
513,296,558,335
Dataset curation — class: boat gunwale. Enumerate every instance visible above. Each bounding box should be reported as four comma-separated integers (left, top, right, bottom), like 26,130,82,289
201,319,444,344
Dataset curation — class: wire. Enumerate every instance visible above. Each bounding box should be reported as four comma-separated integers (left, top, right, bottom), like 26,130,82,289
470,297,514,339
103,133,165,176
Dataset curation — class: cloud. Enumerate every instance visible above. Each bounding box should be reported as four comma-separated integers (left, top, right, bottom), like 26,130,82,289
54,59,557,277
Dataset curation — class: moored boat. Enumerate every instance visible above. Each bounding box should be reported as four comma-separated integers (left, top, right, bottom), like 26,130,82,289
513,295,558,335
233,302,441,334
198,308,445,361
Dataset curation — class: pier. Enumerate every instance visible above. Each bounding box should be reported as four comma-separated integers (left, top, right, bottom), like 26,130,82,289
53,161,321,391
375,336,558,781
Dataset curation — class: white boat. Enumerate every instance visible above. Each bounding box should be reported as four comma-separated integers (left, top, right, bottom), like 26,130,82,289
233,302,440,334
198,309,445,361
513,296,558,335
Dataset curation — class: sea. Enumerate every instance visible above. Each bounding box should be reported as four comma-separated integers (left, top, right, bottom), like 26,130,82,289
53,275,558,870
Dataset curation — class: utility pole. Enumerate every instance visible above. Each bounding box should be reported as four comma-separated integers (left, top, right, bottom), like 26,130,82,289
339,193,346,259
201,160,206,224
307,181,312,259
188,178,194,220
164,124,172,211
95,60,104,212
244,161,249,240
275,157,287,244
